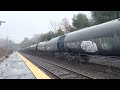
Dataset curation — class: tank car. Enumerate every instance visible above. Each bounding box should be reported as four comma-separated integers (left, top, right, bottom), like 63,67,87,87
57,35,66,53
37,41,47,52
25,46,30,51
64,19,120,58
29,44,38,51
21,19,120,62
43,35,66,53
21,46,30,53
45,36,61,53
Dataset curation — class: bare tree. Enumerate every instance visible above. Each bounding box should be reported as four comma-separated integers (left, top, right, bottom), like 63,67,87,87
61,18,72,33
50,20,63,33
30,34,41,44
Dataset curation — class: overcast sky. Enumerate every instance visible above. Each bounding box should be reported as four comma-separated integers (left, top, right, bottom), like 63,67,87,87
0,11,91,43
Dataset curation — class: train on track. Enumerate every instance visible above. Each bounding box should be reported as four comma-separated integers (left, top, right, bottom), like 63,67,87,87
20,19,120,62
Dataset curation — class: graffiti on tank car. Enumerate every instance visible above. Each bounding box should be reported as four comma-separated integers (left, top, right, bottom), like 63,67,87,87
66,42,79,49
66,43,71,48
71,42,78,49
81,41,98,53
99,37,102,45
101,43,112,51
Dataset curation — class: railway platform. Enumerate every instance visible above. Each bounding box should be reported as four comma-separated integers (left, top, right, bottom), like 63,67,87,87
0,51,51,79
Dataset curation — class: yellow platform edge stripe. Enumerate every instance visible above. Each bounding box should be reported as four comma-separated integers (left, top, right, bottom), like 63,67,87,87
17,52,51,79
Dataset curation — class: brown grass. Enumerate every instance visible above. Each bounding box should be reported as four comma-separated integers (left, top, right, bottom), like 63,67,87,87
0,48,5,58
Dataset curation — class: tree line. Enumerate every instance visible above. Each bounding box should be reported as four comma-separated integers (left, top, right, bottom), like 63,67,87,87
0,38,18,53
19,11,119,48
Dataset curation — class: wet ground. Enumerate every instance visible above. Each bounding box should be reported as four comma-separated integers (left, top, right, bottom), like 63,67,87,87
0,52,35,79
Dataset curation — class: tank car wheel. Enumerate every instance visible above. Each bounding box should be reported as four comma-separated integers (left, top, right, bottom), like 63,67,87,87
81,55,90,62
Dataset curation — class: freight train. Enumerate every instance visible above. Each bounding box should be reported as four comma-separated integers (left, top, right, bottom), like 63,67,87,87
20,19,120,62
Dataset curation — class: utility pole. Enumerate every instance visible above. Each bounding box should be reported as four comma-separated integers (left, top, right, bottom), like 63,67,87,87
6,36,11,58
117,11,120,21
0,20,6,57
6,37,9,58
0,20,6,38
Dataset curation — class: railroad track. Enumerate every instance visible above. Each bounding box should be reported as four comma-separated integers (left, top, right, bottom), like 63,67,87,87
29,60,62,79
21,52,120,79
30,59,93,79
38,53,120,77
20,53,93,79
82,62,120,76
41,53,120,78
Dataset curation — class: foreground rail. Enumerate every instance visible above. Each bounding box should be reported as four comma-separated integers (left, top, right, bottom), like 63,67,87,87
20,52,93,79
20,51,120,79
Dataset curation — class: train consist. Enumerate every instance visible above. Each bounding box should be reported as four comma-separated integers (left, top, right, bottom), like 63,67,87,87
20,19,120,62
